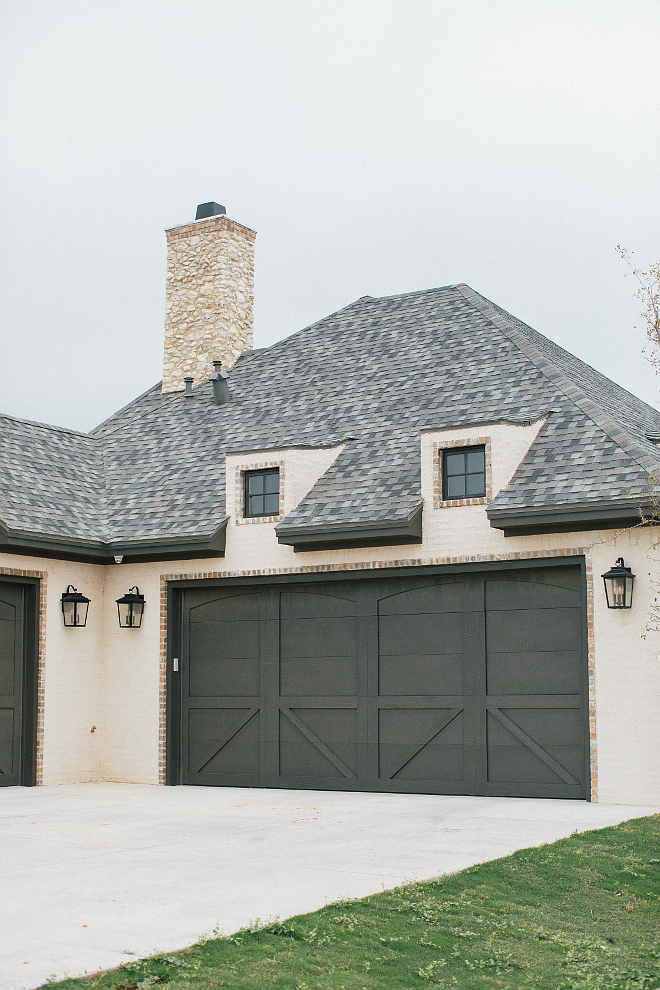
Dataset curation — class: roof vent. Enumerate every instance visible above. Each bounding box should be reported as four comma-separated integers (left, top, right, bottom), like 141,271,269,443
210,360,231,406
183,376,194,400
195,202,226,220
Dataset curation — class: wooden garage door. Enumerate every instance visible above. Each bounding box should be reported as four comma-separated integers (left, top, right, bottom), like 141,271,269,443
177,564,587,798
0,582,24,787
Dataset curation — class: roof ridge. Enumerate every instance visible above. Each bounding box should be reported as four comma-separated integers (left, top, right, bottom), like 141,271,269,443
264,285,463,355
457,284,660,476
90,382,164,436
96,434,112,542
0,411,98,440
364,284,461,304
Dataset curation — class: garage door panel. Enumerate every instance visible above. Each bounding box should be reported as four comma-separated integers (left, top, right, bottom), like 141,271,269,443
279,708,357,778
379,709,464,782
0,708,14,777
189,619,261,661
486,709,583,786
280,591,356,619
0,620,16,695
281,657,356,696
187,708,260,777
379,653,463,695
189,656,260,698
280,617,357,658
378,582,462,615
486,607,581,653
379,612,462,656
0,599,16,622
486,650,582,695
190,593,263,622
485,576,580,611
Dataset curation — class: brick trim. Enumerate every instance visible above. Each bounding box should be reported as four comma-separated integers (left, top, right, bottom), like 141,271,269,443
165,215,256,242
0,565,47,785
158,576,167,784
584,549,597,801
234,460,285,525
433,436,493,508
158,546,596,795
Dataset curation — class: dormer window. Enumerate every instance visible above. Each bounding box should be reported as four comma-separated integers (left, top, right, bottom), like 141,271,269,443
244,468,280,517
442,446,486,499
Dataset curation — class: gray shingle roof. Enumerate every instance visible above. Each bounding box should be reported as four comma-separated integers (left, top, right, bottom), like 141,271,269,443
0,415,108,541
2,283,659,550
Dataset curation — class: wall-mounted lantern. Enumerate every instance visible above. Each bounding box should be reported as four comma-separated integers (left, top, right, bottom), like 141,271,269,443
602,558,635,609
61,586,90,627
116,587,145,628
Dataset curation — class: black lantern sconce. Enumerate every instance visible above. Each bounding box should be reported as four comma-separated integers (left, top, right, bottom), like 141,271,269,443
61,586,90,627
602,558,635,609
116,587,145,628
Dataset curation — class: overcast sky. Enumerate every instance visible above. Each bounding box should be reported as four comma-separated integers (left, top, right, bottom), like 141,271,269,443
1,1,659,433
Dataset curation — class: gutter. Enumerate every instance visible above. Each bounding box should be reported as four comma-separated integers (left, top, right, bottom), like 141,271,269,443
276,504,423,552
487,498,652,536
0,518,228,564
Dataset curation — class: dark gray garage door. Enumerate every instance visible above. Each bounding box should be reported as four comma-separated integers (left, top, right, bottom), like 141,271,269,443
0,582,25,787
175,563,588,798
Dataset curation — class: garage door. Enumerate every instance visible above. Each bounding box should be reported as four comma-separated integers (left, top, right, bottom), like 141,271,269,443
0,582,25,787
174,563,588,798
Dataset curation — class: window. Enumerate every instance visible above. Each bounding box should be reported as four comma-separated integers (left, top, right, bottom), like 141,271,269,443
244,468,280,517
442,446,486,499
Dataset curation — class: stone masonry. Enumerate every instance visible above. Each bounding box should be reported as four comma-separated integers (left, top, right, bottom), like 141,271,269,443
162,214,256,393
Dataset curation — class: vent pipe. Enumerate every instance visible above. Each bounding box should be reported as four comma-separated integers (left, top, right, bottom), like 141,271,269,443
183,376,194,399
210,360,231,405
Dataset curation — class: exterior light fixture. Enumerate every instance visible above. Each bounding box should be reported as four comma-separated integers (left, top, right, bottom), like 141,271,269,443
61,586,90,627
116,586,145,628
602,558,635,609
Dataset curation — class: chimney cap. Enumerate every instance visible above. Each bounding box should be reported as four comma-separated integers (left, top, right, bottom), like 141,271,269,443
195,202,226,220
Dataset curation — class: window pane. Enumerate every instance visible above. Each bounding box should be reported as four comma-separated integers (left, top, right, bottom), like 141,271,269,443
264,492,279,514
248,474,264,495
466,449,485,473
466,473,485,496
447,475,465,498
249,494,264,515
445,452,465,476
264,472,279,494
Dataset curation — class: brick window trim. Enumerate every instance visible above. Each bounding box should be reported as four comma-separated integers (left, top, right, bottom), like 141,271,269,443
234,460,285,524
433,436,492,508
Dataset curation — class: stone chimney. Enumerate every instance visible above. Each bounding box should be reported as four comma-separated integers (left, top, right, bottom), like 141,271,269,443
161,204,256,393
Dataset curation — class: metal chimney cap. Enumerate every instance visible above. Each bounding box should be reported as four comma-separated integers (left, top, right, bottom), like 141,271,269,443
195,202,226,220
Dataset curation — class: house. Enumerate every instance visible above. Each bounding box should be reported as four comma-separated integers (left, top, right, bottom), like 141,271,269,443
1,202,659,806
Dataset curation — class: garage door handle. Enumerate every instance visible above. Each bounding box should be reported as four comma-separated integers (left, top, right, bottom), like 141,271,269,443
173,657,179,672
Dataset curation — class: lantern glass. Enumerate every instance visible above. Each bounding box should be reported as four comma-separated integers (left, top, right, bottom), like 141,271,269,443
116,588,145,628
61,587,90,627
602,558,634,609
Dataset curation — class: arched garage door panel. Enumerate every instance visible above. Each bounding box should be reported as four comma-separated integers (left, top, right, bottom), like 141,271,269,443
178,565,587,798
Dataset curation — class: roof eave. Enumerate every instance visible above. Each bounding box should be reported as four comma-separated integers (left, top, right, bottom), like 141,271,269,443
487,498,652,536
0,519,228,564
276,504,423,552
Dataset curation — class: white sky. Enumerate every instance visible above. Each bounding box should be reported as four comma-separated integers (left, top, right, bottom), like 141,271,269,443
1,0,659,432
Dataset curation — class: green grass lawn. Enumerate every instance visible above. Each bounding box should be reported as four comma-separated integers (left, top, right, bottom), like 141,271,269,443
46,813,659,990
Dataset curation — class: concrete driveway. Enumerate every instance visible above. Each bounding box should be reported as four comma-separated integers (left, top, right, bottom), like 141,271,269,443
1,784,658,990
